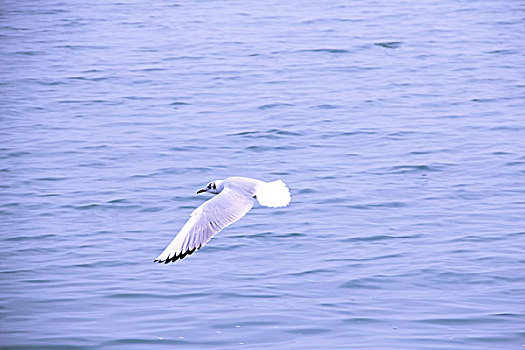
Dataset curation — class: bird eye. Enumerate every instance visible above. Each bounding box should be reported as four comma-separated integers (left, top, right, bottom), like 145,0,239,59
207,184,211,189
213,183,216,190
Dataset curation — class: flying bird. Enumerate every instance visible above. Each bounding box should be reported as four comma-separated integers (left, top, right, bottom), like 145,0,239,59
154,177,291,264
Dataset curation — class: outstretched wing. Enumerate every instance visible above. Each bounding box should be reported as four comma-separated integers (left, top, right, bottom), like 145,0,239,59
154,188,254,264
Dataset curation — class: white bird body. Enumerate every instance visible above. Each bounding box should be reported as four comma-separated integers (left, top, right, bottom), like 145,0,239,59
154,177,291,264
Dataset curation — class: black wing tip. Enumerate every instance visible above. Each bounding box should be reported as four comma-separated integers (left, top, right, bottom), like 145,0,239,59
153,246,201,264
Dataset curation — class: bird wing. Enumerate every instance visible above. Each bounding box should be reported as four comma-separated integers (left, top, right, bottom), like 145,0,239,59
154,188,254,263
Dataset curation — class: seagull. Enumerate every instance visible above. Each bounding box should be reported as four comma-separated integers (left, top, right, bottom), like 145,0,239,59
154,177,291,264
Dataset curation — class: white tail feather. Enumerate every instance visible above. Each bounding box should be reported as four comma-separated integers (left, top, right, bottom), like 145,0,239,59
256,180,291,208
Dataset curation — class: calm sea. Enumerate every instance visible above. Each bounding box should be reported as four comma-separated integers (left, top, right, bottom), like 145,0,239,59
1,0,524,349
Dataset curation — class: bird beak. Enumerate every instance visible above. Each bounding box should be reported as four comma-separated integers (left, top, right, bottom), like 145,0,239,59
196,188,207,194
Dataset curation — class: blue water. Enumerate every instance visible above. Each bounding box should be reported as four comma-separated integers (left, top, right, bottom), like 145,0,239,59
1,0,524,349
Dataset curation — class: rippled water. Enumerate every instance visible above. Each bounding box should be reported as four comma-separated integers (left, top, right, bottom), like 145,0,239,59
1,0,524,349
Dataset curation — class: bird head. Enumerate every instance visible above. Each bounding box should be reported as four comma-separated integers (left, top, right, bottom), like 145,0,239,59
197,180,223,195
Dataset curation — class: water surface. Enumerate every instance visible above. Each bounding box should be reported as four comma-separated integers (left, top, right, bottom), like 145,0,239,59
1,0,524,349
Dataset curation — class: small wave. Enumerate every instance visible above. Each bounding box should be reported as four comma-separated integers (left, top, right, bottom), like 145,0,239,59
245,145,300,152
369,164,446,174
257,102,294,110
311,104,339,109
339,277,387,290
101,338,187,347
285,327,330,335
286,268,333,277
298,48,350,54
374,41,402,49
346,201,408,209
35,177,69,182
